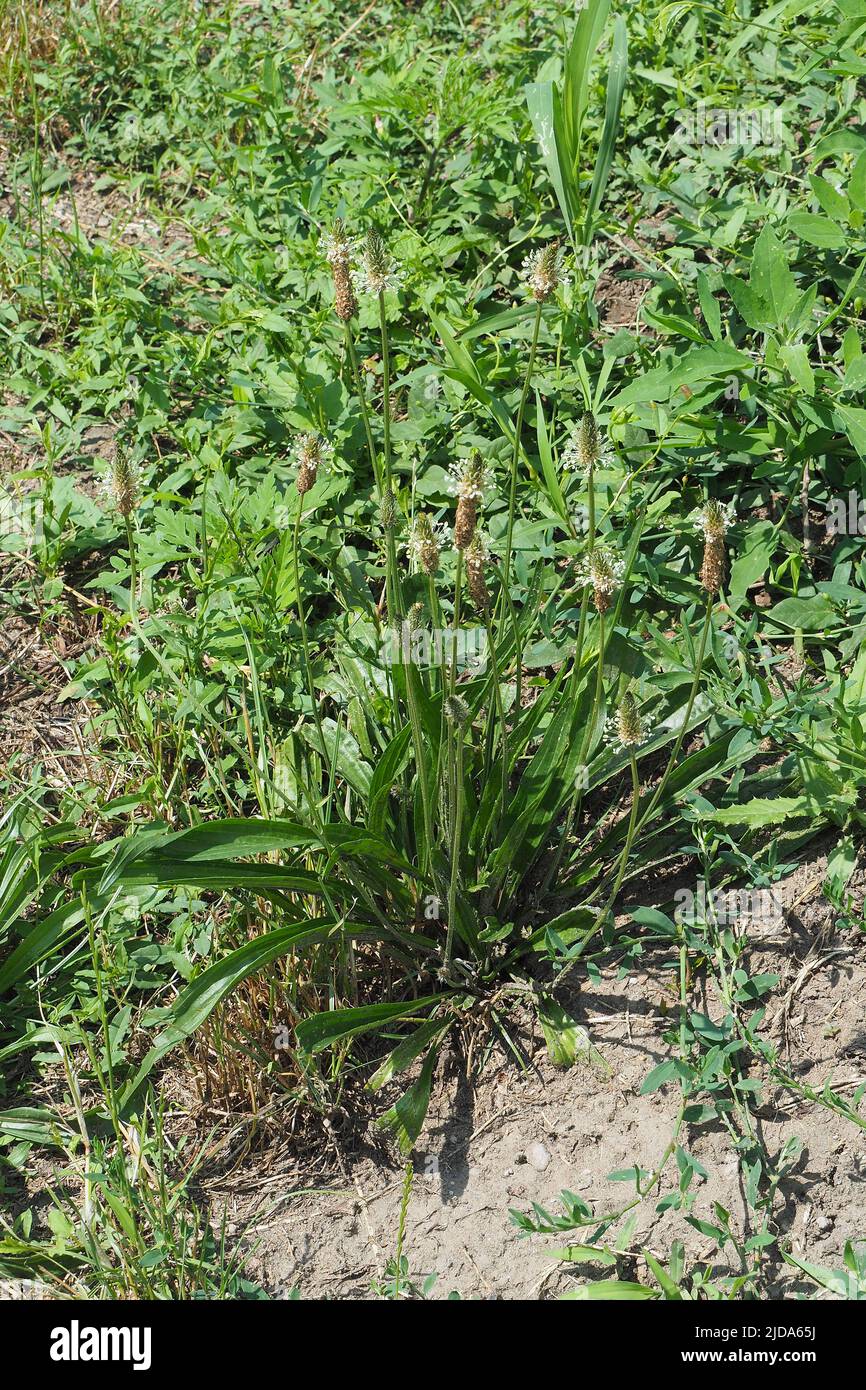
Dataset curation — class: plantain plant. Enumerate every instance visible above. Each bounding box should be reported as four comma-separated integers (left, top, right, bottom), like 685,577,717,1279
49,4,747,1152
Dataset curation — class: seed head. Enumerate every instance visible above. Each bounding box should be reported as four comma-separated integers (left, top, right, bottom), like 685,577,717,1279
693,499,735,540
521,241,568,302
562,412,612,474
380,487,398,532
693,500,733,594
101,447,140,519
465,531,491,611
449,452,493,551
444,693,471,727
354,229,402,297
322,219,357,322
294,433,333,496
407,513,444,575
448,453,492,503
701,535,726,594
605,691,645,751
576,545,625,614
321,220,352,268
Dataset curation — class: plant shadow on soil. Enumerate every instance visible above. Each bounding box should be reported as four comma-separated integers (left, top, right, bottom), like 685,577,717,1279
195,846,866,1300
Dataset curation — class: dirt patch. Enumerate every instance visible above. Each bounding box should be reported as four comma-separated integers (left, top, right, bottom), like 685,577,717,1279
595,213,675,332
0,595,98,792
201,860,866,1300
0,151,195,267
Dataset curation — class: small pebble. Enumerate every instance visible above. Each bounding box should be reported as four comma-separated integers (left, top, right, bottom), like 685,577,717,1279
815,1214,833,1233
525,1142,551,1172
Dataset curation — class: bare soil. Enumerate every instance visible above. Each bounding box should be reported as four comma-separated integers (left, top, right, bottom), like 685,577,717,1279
199,850,866,1300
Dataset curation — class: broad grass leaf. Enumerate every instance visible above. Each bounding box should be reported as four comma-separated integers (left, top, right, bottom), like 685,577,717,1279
367,722,414,836
296,996,444,1055
377,1046,439,1153
368,1016,453,1092
535,392,569,523
0,901,85,992
584,14,627,237
561,1279,656,1300
0,1107,73,1146
563,0,612,151
525,81,575,240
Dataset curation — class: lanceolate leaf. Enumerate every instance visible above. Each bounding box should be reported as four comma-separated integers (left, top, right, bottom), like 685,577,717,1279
377,1045,439,1153
295,995,447,1055
584,15,628,237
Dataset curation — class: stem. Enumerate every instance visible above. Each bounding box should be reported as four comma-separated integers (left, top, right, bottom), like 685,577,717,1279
635,592,713,835
345,325,380,493
404,625,436,880
544,602,606,892
503,301,542,586
124,514,138,622
378,292,402,624
501,300,543,713
378,292,393,493
444,724,464,974
293,500,327,829
555,751,641,987
486,612,509,809
443,552,464,970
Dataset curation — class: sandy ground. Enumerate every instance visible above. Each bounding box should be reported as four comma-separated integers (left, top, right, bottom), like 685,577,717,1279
203,854,866,1300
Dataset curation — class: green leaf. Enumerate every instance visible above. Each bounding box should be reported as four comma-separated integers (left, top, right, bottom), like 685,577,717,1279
640,1059,686,1094
850,150,866,213
704,796,811,827
550,1244,617,1265
368,1016,453,1092
537,993,600,1068
788,212,846,248
728,519,776,609
836,404,866,460
779,343,814,395
561,1279,657,1300
296,996,444,1055
750,225,798,325
765,595,838,631
643,1250,682,1299
378,1046,439,1153
696,272,722,341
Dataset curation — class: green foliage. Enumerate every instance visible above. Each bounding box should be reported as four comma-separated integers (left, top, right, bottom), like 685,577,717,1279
1,0,866,1300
